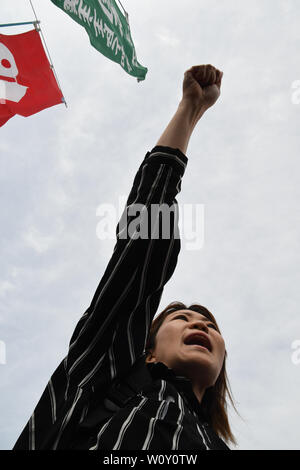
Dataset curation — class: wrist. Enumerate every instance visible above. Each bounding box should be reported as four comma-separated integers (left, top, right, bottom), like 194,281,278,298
178,99,207,128
156,100,207,154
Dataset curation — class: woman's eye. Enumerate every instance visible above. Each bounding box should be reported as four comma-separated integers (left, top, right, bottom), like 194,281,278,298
173,316,218,331
174,315,188,321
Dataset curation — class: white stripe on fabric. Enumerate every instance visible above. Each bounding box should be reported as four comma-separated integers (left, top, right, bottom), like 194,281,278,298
109,266,140,368
29,413,35,450
78,352,106,388
142,399,169,450
196,423,210,450
48,379,57,424
64,358,70,401
64,375,70,402
158,380,167,401
149,152,186,169
172,393,185,450
152,168,174,290
66,309,91,353
127,309,136,365
79,403,89,424
108,330,117,381
67,166,165,375
112,397,148,450
52,387,83,450
143,295,151,352
117,164,148,239
89,415,115,450
202,424,212,448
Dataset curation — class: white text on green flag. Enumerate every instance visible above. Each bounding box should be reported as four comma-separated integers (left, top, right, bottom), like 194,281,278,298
50,0,148,81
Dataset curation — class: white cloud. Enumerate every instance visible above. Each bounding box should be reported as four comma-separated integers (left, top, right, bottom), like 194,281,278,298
23,226,55,253
0,280,14,298
155,28,180,47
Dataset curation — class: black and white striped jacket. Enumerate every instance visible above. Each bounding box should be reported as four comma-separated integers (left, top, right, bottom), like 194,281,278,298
13,146,229,450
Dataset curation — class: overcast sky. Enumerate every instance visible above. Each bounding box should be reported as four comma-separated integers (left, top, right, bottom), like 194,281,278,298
1,0,300,450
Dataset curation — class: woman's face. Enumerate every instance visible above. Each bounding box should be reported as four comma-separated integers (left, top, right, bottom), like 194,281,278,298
146,309,226,389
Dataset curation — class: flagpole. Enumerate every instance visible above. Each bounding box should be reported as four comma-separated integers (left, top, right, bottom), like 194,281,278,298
28,0,67,108
0,21,40,28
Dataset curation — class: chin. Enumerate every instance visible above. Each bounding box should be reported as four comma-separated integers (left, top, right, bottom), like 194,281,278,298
176,356,218,384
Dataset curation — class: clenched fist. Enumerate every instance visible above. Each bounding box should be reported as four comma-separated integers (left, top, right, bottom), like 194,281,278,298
182,64,223,113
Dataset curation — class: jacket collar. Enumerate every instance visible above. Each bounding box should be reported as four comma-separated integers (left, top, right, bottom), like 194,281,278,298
146,361,206,421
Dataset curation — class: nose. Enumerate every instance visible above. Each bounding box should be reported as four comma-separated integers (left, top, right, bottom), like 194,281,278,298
189,319,209,333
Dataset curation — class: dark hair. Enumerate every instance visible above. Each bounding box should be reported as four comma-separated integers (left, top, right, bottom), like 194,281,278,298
145,301,237,445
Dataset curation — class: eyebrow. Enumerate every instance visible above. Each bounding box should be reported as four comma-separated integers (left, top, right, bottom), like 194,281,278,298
169,311,213,323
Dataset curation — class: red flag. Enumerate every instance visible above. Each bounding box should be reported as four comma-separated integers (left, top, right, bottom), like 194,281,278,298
0,29,63,127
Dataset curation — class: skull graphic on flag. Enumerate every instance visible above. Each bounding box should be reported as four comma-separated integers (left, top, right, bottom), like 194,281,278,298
0,29,63,127
0,42,28,104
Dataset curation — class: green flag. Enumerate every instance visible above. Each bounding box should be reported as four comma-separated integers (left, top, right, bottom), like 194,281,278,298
50,0,148,81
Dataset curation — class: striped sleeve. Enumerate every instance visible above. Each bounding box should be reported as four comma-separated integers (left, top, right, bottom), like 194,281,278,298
65,146,188,392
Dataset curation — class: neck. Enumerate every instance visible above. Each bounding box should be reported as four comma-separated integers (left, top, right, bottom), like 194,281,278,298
192,382,206,404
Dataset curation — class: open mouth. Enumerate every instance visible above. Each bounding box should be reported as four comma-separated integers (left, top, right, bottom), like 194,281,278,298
183,333,212,352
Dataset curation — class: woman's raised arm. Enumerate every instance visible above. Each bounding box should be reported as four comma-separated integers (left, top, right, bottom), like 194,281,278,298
156,64,223,153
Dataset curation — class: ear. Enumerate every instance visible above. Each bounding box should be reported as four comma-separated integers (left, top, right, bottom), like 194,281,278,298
145,350,157,364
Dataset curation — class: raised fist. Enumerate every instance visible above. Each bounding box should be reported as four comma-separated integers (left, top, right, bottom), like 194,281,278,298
182,64,223,112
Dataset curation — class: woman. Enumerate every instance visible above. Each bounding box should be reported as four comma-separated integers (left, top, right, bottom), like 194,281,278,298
13,64,235,450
